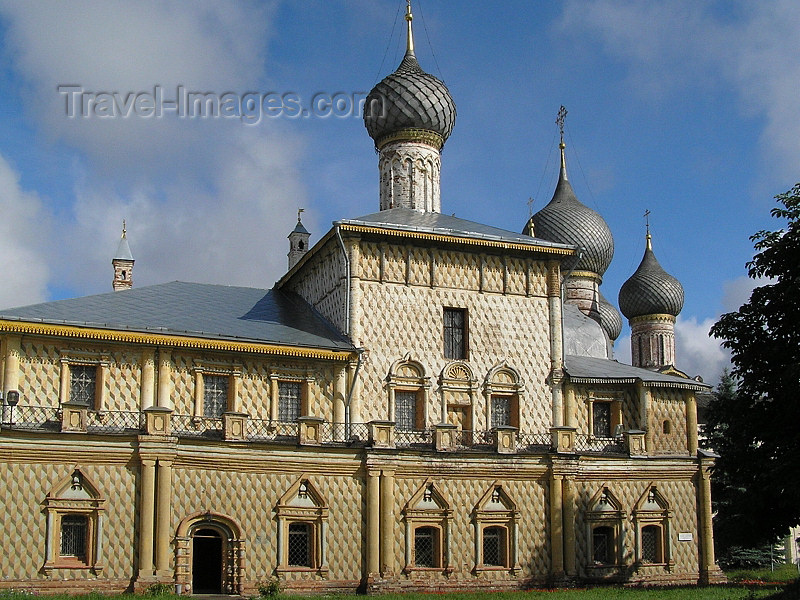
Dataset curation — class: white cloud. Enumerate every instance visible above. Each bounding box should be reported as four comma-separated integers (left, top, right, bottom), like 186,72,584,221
0,1,309,300
0,154,51,307
675,316,729,385
559,0,800,184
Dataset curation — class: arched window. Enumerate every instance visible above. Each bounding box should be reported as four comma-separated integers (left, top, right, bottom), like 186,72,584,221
387,357,430,431
483,363,523,431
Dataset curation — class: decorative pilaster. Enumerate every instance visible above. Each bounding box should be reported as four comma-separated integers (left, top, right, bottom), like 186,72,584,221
2,335,20,397
141,348,156,410
157,349,172,409
546,261,565,427
686,393,698,455
550,474,564,577
138,457,157,579
379,469,395,576
155,458,174,577
366,470,380,576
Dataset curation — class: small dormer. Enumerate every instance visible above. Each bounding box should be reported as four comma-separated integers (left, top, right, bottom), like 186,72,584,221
112,220,134,291
287,209,311,270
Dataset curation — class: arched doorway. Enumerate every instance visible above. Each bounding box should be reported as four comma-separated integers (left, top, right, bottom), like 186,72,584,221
175,512,244,595
192,527,223,594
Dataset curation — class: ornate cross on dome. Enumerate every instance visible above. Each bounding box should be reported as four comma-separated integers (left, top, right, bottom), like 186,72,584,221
556,105,568,145
644,209,651,234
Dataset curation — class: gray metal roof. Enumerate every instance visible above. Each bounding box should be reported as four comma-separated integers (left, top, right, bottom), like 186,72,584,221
339,208,575,251
0,281,353,351
524,165,614,275
364,49,456,147
114,235,134,261
619,236,684,318
565,355,709,390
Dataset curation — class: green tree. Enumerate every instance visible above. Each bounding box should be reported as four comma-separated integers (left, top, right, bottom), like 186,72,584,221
708,184,800,549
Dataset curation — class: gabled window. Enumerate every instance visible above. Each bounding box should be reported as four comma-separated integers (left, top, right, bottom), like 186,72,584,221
403,481,452,574
275,478,328,575
443,308,467,360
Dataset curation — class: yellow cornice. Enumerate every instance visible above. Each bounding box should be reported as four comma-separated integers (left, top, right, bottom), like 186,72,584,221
376,128,444,151
0,320,354,361
629,313,676,325
338,223,575,256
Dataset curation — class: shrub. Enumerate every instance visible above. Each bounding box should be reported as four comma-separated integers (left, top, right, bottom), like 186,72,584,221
257,578,281,598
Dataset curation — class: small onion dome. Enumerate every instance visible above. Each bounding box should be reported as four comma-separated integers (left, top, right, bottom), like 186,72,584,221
364,5,455,150
523,155,614,276
619,234,684,319
597,291,622,341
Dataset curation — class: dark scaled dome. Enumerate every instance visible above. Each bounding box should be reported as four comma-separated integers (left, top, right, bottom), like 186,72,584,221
619,235,684,318
364,50,456,148
597,291,622,341
524,161,614,276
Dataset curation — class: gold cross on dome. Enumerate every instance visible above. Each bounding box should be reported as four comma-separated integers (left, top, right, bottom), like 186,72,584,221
556,105,568,143
644,209,651,234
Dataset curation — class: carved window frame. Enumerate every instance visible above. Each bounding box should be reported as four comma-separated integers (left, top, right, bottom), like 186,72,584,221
483,363,524,431
471,483,520,574
59,351,110,412
586,391,624,440
387,357,430,430
43,467,106,574
402,480,453,574
585,486,626,570
268,371,313,423
633,484,673,569
275,476,329,577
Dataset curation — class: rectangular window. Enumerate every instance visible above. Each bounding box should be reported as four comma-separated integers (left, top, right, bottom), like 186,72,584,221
287,522,312,567
491,395,511,429
592,402,612,437
60,515,88,560
641,525,661,563
70,365,96,408
443,308,467,359
482,526,507,567
203,374,228,417
414,526,439,568
395,391,417,431
278,381,302,423
593,526,613,564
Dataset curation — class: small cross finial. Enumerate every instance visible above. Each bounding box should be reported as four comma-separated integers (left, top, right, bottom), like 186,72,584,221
556,105,568,145
297,208,305,222
527,196,534,217
122,219,127,238
644,209,651,234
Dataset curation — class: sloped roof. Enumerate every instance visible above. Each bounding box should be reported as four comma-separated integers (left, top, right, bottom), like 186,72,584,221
565,355,709,390
338,207,575,251
0,281,353,351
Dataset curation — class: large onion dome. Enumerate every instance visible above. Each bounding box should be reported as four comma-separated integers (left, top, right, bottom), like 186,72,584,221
597,291,623,341
619,233,684,318
364,5,456,149
524,146,614,276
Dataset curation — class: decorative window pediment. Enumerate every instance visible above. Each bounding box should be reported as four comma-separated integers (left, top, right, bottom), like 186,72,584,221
275,476,328,576
387,354,430,430
43,467,106,573
633,484,673,568
403,480,452,573
585,485,625,568
472,483,520,573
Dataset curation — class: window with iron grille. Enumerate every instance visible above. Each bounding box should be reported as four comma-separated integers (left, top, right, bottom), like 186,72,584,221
70,365,96,408
592,526,613,564
60,515,88,559
491,395,511,429
287,522,312,567
482,526,506,566
592,402,611,437
641,525,661,563
443,308,467,359
414,526,437,567
278,381,301,423
203,374,228,417
395,391,417,431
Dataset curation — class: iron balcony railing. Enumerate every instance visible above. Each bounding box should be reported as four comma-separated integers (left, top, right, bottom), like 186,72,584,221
1,405,634,456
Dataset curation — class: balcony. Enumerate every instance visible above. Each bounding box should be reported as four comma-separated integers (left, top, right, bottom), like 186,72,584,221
0,404,637,457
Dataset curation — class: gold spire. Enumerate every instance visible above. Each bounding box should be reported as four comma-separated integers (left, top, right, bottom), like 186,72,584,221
405,0,415,56
644,209,652,250
556,105,568,178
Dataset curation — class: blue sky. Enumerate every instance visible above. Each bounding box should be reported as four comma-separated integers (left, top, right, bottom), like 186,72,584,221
1,0,798,384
